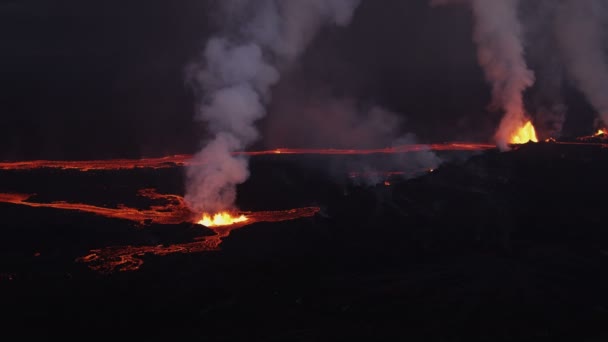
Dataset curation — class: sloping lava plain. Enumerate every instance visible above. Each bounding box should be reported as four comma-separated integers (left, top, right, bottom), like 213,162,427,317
1,144,608,341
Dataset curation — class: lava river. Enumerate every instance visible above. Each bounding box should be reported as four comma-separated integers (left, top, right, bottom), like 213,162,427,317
0,143,495,171
0,189,319,273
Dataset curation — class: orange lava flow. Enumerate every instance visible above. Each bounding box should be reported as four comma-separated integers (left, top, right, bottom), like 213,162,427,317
0,189,192,225
0,143,495,171
0,155,192,171
76,207,320,274
0,189,319,274
577,128,608,142
240,143,496,156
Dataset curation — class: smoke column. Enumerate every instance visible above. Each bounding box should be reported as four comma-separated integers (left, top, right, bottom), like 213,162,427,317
555,0,608,127
432,0,535,150
185,0,361,214
522,0,567,138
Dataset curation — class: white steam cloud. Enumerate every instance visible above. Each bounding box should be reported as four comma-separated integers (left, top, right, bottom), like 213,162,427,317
432,0,535,150
185,0,361,214
555,0,608,127
522,1,567,138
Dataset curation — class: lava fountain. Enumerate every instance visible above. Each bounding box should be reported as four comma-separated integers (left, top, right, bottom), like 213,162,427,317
198,212,248,227
509,120,538,145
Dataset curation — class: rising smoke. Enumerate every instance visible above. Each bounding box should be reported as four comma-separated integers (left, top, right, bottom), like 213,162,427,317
435,0,608,140
555,0,608,128
522,1,567,138
185,0,361,214
264,91,442,186
432,0,535,150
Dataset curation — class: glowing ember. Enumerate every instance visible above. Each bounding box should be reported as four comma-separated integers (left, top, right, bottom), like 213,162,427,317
594,128,607,137
509,120,538,145
198,212,248,227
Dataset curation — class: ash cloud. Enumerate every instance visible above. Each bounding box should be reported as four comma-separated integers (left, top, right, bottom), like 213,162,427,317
185,0,361,214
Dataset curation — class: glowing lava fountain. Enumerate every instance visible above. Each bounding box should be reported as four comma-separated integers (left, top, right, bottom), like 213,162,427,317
198,212,248,227
509,120,538,145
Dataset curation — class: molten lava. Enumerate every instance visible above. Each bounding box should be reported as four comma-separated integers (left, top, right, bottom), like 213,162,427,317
77,207,320,274
576,128,608,142
0,188,319,274
0,154,192,171
509,120,538,145
0,189,191,225
198,212,248,227
0,143,495,171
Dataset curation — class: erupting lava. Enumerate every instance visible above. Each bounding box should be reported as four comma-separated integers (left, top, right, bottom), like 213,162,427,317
509,120,538,145
594,128,607,137
0,155,192,171
198,212,248,227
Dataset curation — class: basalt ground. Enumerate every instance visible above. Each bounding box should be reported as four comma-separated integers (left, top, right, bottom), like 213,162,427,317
1,144,607,341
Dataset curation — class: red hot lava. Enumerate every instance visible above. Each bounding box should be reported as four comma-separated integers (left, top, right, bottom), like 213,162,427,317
0,189,191,225
0,189,320,273
77,207,320,274
0,143,495,171
4,138,606,273
0,155,192,171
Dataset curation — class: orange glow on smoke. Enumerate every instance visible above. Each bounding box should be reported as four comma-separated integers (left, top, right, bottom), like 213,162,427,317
509,121,538,145
198,212,248,227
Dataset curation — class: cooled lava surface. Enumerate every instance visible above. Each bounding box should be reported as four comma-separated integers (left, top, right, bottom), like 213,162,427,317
1,143,608,341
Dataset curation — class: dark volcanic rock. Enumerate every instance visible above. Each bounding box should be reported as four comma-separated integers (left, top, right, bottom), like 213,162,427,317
1,143,608,341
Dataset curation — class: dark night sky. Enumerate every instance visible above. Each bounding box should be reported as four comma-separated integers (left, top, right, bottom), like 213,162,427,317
0,0,596,160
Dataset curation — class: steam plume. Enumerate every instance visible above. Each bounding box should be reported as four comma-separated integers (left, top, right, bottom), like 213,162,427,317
522,0,567,138
555,0,608,127
185,0,361,213
432,0,535,150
